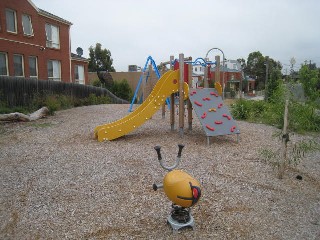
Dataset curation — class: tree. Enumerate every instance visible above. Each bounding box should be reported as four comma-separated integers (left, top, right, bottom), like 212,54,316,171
88,43,115,87
266,67,282,102
88,43,115,73
245,51,266,90
245,51,282,91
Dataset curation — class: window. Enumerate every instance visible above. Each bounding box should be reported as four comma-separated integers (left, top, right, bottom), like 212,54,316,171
45,24,60,49
47,60,61,81
13,54,24,77
6,9,17,33
22,14,33,36
29,56,38,78
0,52,9,76
75,65,85,84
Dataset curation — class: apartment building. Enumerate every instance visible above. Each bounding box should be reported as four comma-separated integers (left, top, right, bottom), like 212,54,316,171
0,0,88,84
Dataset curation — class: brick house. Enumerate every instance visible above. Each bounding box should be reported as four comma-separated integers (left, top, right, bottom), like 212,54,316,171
0,0,88,84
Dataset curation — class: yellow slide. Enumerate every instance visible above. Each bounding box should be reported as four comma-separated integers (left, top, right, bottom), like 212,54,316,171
94,70,189,141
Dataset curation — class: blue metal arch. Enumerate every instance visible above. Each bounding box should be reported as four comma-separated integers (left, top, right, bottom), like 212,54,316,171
129,56,170,112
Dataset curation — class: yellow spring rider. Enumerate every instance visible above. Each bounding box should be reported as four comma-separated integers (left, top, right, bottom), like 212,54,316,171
153,144,201,233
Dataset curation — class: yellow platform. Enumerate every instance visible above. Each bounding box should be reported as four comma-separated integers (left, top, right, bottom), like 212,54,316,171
94,70,189,141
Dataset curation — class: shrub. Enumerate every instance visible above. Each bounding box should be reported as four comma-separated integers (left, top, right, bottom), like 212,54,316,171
230,99,252,120
111,79,133,101
45,95,61,115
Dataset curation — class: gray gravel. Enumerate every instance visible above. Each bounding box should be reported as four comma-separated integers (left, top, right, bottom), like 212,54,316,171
0,104,319,239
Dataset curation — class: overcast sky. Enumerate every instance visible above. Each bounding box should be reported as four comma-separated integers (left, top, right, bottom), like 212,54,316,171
32,0,320,72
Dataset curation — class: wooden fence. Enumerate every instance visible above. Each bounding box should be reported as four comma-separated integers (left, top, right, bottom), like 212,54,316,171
0,76,129,107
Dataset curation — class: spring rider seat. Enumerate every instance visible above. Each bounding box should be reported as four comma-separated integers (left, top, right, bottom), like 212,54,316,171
153,144,201,233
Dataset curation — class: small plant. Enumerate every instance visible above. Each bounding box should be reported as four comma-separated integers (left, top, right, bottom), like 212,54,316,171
259,134,320,176
44,95,61,115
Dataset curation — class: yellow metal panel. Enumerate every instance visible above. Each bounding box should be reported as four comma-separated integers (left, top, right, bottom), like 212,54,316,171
94,70,189,141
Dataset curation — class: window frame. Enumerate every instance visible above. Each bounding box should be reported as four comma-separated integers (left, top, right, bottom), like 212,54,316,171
5,8,17,34
0,52,9,76
22,14,34,36
74,65,85,84
29,56,38,78
45,23,60,49
13,54,25,77
47,60,61,81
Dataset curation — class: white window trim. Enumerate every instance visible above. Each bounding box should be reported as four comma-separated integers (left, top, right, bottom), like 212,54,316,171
13,54,25,77
22,14,34,36
29,56,38,78
48,60,61,81
0,52,9,76
75,65,85,84
45,23,60,49
6,8,17,34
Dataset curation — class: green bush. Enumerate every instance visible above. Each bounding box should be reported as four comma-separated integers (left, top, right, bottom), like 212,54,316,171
230,99,252,120
231,98,320,133
45,95,61,115
111,79,133,101
289,102,320,132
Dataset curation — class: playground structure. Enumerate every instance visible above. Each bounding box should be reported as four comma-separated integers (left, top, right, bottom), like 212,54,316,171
94,53,240,143
153,144,201,232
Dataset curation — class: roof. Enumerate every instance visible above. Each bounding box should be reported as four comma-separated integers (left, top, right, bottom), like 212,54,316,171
38,9,72,25
28,0,72,25
71,53,89,62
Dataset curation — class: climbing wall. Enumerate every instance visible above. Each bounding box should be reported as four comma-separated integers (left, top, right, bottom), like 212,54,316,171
189,88,240,137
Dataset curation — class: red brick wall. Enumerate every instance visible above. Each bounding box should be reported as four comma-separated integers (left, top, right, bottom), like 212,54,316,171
209,71,242,86
0,0,71,82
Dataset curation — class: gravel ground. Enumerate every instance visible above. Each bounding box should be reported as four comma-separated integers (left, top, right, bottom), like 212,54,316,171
0,104,319,239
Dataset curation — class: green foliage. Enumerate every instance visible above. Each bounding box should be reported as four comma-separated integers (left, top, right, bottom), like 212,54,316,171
230,99,251,120
44,95,61,115
0,93,111,115
289,102,320,132
88,43,115,72
111,79,133,101
230,81,320,133
265,68,282,102
91,79,103,87
298,64,320,102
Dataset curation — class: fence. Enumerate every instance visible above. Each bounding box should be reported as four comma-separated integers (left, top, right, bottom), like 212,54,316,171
0,76,129,107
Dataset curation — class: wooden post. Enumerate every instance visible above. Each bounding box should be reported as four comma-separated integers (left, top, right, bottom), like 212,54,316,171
179,53,184,137
278,99,289,179
187,61,193,130
215,55,220,86
170,55,175,131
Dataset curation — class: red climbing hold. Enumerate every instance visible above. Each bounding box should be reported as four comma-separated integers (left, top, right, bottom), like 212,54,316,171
222,114,231,120
194,101,202,107
215,121,223,124
210,92,218,97
190,90,197,96
206,124,215,131
201,112,207,119
218,103,223,108
230,126,236,132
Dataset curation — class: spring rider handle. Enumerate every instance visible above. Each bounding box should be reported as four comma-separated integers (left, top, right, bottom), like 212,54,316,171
177,144,184,158
154,146,162,160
